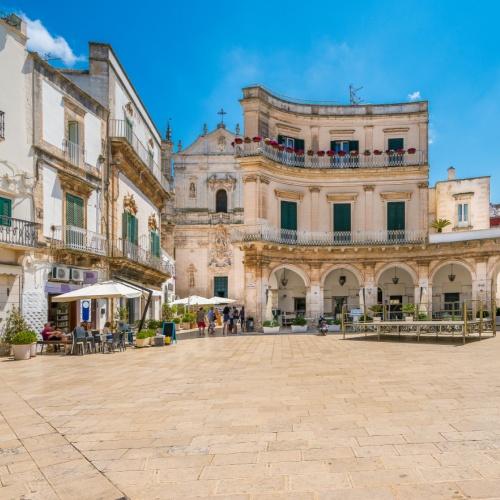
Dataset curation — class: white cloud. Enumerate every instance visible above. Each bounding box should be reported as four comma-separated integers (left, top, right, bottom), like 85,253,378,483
408,90,421,101
22,14,84,66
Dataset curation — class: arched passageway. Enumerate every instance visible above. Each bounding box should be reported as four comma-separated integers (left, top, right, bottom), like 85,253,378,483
322,268,360,317
377,266,415,320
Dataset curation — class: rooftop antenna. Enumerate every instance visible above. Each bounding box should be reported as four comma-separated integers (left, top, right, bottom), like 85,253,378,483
349,84,363,105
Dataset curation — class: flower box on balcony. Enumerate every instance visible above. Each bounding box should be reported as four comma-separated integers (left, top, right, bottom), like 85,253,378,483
327,150,335,157
363,150,371,156
285,147,294,153
295,149,304,156
244,137,252,143
317,150,325,157
307,150,314,156
278,144,285,151
264,138,271,145
397,148,405,154
252,136,262,142
234,137,243,144
407,148,416,154
338,151,346,157
350,150,359,156
374,150,382,155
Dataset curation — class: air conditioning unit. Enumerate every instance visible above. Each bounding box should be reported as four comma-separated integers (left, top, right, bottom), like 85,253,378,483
70,268,84,282
51,266,70,281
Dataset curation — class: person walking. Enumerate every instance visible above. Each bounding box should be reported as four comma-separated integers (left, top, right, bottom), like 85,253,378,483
207,307,216,336
222,305,230,336
196,307,206,336
240,306,245,333
232,307,239,335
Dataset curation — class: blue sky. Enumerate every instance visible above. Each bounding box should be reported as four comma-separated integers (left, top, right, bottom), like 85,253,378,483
6,0,500,199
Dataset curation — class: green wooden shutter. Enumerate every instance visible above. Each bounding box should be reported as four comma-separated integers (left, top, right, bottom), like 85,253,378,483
132,215,138,245
150,231,160,257
387,201,405,233
388,138,404,150
348,140,359,152
333,203,351,232
122,212,128,240
0,197,12,226
294,138,305,151
277,135,285,145
280,201,297,230
66,194,84,228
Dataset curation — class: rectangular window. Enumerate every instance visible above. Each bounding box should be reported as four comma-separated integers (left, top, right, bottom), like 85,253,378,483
280,200,297,242
458,203,469,225
0,196,12,227
67,122,80,164
214,276,228,298
278,135,305,151
65,193,84,228
388,138,404,150
150,231,160,257
333,203,351,242
387,201,405,241
122,211,138,245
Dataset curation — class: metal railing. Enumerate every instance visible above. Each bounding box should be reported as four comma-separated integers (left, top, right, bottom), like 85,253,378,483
51,225,107,256
232,223,427,246
111,238,174,276
176,212,244,225
109,119,170,191
0,216,37,247
62,139,86,169
234,141,426,169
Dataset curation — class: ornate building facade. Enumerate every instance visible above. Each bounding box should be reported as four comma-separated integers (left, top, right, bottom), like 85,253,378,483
231,86,500,325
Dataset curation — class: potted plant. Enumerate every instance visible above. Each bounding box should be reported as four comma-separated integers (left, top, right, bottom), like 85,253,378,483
431,218,451,233
307,150,314,156
252,136,262,142
476,310,489,319
359,314,373,323
369,304,383,318
135,330,150,348
350,150,359,156
327,150,335,157
363,149,371,156
181,314,191,330
402,303,415,320
11,331,37,360
373,149,382,155
262,320,280,334
326,319,341,332
338,150,346,157
317,150,325,157
407,147,416,154
264,138,271,145
234,137,243,144
243,137,252,143
418,313,429,321
0,307,29,357
291,316,308,333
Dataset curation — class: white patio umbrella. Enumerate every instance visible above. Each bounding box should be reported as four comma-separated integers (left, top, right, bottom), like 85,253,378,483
171,295,212,306
208,297,237,305
51,281,143,302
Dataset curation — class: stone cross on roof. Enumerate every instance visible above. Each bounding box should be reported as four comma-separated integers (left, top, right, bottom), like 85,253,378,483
217,108,227,129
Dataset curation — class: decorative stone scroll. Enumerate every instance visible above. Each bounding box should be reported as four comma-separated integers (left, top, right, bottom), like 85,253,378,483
207,174,236,191
209,225,232,269
123,193,138,215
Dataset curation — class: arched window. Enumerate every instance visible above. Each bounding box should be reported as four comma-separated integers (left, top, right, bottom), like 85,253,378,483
215,189,228,213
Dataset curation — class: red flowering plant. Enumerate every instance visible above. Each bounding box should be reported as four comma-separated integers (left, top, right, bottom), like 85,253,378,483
326,150,335,157
350,150,359,156
278,144,285,151
396,148,405,154
252,136,262,143
407,147,416,154
235,137,243,144
295,149,304,156
285,146,294,153
338,150,346,157
373,149,382,155
270,141,279,148
317,150,325,157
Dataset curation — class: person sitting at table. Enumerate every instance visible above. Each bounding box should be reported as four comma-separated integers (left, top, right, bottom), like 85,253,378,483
41,322,65,341
101,322,112,340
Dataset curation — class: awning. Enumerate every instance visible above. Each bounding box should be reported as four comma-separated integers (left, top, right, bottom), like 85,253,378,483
208,297,237,305
51,281,143,302
171,295,212,306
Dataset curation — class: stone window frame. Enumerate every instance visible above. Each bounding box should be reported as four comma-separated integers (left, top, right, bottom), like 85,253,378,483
379,192,412,233
326,193,358,233
63,97,86,151
453,192,473,230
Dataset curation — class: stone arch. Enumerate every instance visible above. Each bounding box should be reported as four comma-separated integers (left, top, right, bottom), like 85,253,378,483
268,263,310,288
429,259,476,284
320,263,364,288
374,261,418,286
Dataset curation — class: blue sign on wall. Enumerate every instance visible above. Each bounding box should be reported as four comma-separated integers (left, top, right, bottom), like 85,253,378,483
81,300,90,322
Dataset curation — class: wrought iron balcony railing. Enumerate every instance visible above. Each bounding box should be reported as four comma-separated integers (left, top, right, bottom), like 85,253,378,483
234,141,427,169
232,223,427,246
111,238,174,276
109,119,171,191
0,216,37,247
51,225,107,256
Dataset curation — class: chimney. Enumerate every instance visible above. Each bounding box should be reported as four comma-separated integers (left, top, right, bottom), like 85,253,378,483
447,166,456,180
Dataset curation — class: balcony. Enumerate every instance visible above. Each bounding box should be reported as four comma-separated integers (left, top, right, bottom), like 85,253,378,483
232,223,427,246
51,226,107,256
109,119,170,191
0,216,37,247
111,238,174,277
61,139,100,176
234,141,427,169
176,211,244,225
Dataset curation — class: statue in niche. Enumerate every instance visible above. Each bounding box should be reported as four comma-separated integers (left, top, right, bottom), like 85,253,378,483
189,182,196,198
187,263,196,288
217,134,226,152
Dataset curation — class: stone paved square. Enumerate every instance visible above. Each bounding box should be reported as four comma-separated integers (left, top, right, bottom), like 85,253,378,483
1,334,500,499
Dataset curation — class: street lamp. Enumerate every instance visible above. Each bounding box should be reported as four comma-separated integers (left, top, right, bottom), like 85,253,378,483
448,264,456,282
392,267,399,284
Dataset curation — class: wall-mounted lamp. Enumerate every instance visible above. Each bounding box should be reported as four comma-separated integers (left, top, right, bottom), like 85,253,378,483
280,268,288,287
339,275,346,287
392,267,399,284
448,264,456,282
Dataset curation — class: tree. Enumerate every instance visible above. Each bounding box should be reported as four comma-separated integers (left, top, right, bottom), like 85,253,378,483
1,307,28,346
431,219,451,233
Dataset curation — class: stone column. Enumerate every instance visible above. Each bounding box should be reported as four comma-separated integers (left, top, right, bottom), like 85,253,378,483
309,186,320,232
416,261,430,316
307,264,321,320
473,258,489,313
418,183,428,233
259,175,270,220
361,264,377,311
364,125,374,151
243,174,258,225
363,185,375,233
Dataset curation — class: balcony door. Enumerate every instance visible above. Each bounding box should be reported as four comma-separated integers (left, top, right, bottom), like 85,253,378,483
122,211,139,259
333,203,351,243
280,200,297,242
387,201,405,241
65,193,84,249
67,121,80,164
0,196,12,227
214,276,228,298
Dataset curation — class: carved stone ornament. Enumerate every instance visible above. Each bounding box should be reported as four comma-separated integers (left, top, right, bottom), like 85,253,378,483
125,102,134,115
207,174,236,191
209,225,232,269
148,138,154,148
148,213,158,231
217,134,227,152
187,263,197,288
123,193,138,215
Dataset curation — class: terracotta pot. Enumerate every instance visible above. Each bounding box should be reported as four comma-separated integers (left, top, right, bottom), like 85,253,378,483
135,338,149,348
12,344,31,361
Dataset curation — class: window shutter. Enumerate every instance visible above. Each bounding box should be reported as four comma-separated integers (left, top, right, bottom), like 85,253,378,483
68,122,79,144
74,196,84,228
294,138,305,151
333,203,351,232
387,202,405,230
150,231,160,257
388,138,404,150
281,201,297,231
277,135,285,145
348,140,359,152
132,215,138,245
0,197,12,226
122,212,128,240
